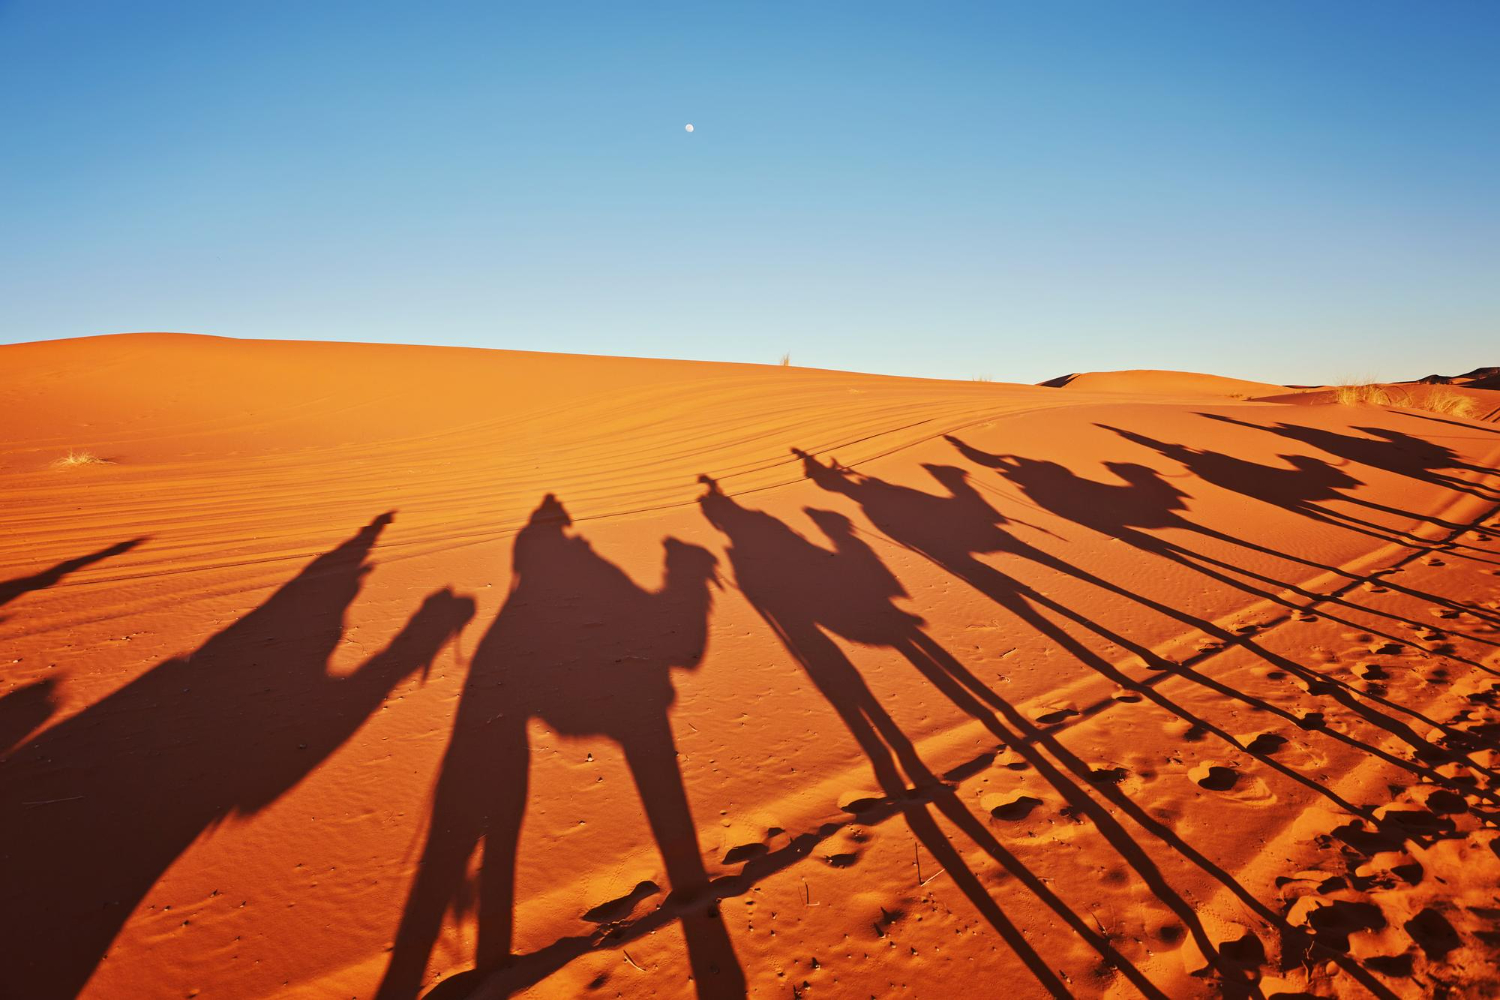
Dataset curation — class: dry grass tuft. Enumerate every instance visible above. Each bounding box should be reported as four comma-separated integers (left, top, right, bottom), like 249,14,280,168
971,375,994,382
53,450,110,468
1420,386,1479,419
1332,382,1394,407
778,353,791,367
1332,381,1479,419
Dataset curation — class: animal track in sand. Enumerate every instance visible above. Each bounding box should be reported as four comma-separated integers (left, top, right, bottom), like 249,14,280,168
838,790,885,815
1244,732,1289,755
581,880,662,924
1190,763,1239,791
1261,733,1325,770
981,791,1044,821
1029,703,1078,726
1086,765,1129,786
1293,709,1326,729
990,747,1030,771
722,842,770,865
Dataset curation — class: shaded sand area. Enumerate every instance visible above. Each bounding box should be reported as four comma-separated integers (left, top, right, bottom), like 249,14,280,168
3,333,1499,999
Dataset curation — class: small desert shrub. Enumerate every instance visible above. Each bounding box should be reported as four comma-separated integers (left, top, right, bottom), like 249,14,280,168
1333,383,1393,406
1333,382,1479,419
1419,386,1478,419
53,450,109,468
971,375,994,382
778,353,791,367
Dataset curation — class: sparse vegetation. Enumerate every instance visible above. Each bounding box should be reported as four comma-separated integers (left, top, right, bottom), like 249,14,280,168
1332,381,1478,419
971,375,993,382
1332,382,1394,407
778,353,791,367
1420,385,1479,419
53,450,109,468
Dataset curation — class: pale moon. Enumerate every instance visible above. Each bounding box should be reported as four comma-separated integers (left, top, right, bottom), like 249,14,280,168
684,123,694,132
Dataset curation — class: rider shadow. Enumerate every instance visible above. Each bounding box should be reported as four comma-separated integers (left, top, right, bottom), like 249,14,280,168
697,476,1181,997
379,495,744,1000
1203,412,1500,502
782,447,1439,996
944,434,1493,629
943,434,1490,769
0,514,473,1000
1090,424,1500,591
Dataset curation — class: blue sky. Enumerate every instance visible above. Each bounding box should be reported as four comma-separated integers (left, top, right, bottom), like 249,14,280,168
2,1,1495,384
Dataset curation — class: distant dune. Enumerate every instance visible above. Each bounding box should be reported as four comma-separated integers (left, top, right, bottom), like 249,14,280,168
1418,366,1500,391
3,333,1499,1000
1038,368,1293,398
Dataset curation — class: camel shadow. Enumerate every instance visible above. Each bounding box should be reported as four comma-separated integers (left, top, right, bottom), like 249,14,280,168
379,495,744,1000
0,514,473,1000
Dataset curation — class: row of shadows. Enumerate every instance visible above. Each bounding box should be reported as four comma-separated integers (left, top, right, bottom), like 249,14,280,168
1,411,1496,999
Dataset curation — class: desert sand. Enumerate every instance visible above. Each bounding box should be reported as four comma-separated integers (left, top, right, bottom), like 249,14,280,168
3,333,1499,999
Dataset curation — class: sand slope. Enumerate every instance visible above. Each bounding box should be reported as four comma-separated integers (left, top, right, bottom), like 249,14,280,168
1038,369,1290,398
3,334,1499,999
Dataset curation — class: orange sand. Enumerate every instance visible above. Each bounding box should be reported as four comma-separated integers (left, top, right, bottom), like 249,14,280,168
3,333,1499,999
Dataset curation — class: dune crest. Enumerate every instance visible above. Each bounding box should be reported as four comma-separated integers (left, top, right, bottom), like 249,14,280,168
1039,368,1292,398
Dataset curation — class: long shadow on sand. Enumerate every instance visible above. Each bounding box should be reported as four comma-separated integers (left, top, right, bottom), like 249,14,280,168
699,478,1134,996
398,443,1493,997
947,432,1500,629
1202,413,1500,505
946,434,1500,784
0,536,145,613
0,538,149,747
378,496,745,1000
787,445,1492,995
1104,422,1499,561
0,515,472,1000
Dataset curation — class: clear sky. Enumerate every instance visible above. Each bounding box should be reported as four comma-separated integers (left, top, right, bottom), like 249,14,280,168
2,2,1495,384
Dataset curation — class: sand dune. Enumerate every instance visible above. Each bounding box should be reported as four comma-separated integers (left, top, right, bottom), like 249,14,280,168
3,333,1499,999
1037,369,1292,398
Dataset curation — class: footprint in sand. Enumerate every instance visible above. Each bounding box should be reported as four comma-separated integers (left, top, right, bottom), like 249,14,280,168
1295,675,1337,696
981,791,1044,821
991,747,1030,771
1190,762,1240,791
838,789,885,815
1245,732,1289,755
721,842,770,865
1030,703,1078,726
1294,709,1326,729
582,880,662,924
